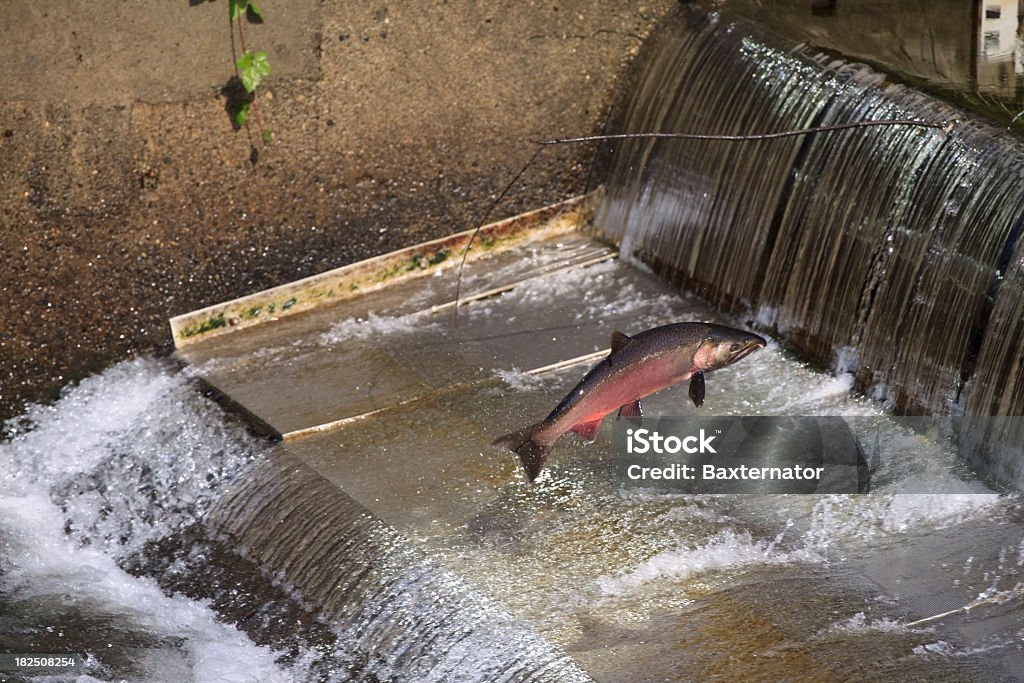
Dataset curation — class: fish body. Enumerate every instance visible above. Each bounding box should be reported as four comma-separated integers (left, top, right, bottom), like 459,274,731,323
494,322,766,481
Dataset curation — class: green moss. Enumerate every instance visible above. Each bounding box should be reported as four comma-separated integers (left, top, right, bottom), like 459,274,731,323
427,249,449,265
378,263,402,283
179,312,227,338
245,305,262,319
281,297,297,310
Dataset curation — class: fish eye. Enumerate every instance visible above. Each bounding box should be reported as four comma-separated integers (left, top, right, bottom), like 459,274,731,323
729,342,742,353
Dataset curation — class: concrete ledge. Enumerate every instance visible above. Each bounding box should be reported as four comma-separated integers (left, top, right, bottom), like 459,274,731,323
0,0,674,421
170,194,593,345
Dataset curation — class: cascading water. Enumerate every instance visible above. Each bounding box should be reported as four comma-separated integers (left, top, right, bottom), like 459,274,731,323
0,359,591,682
0,359,305,681
209,452,593,683
594,5,1024,430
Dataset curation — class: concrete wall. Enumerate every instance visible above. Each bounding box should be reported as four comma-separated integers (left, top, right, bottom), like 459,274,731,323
0,0,674,420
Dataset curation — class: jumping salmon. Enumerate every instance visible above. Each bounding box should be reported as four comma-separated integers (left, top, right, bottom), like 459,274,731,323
493,322,766,481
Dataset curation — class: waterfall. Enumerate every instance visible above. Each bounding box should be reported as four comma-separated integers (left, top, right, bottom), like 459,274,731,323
0,358,591,681
209,450,593,682
593,6,1024,423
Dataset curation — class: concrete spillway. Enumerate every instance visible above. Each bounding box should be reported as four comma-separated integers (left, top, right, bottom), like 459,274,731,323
170,197,1024,680
595,4,1024,433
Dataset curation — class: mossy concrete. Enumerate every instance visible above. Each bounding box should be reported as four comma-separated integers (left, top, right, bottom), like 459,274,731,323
0,0,675,420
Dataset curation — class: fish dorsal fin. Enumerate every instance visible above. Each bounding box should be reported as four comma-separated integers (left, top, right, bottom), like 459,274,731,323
610,331,631,356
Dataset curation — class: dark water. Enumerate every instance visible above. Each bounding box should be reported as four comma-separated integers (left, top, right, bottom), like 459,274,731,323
595,3,1024,447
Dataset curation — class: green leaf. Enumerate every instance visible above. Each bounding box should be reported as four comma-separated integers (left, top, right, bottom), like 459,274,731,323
229,0,245,22
235,101,251,126
236,50,271,93
262,129,272,145
247,1,264,20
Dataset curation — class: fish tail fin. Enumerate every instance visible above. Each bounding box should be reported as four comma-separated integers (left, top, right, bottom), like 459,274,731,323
492,424,550,483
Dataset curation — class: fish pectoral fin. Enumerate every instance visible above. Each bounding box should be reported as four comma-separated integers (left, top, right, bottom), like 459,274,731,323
617,399,643,426
689,371,706,408
570,417,605,443
609,331,631,356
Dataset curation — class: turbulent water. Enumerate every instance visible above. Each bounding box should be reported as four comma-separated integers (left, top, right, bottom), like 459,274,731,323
0,358,593,682
2,266,1024,680
0,358,316,681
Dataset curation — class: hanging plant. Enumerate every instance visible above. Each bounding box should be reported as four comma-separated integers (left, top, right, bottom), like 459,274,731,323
229,0,272,145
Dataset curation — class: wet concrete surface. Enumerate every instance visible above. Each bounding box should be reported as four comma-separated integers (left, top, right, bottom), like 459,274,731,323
179,228,1023,681
0,0,675,422
179,230,615,433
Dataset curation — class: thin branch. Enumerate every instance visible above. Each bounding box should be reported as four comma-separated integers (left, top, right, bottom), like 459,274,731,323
903,586,1022,628
452,118,955,318
531,119,954,146
452,145,546,326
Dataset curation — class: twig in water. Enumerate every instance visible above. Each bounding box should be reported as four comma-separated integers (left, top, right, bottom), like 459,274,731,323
904,584,1024,628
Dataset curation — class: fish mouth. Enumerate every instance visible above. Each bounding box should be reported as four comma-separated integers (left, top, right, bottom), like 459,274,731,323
729,337,766,364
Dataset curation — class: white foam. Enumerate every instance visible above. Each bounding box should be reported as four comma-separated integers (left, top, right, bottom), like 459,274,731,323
597,528,820,595
790,373,856,406
822,612,910,636
729,345,866,416
913,640,957,656
464,260,688,328
912,638,1016,658
0,359,308,682
493,367,550,392
1,494,294,683
320,310,438,345
876,493,1001,531
800,493,1003,552
2,360,181,491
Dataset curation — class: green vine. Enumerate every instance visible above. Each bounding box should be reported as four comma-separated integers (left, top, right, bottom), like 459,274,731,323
230,0,271,144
